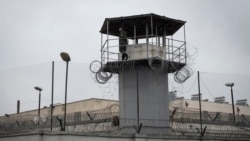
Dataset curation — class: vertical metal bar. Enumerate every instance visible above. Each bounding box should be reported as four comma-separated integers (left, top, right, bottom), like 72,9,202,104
237,107,240,123
156,26,158,46
50,61,54,131
163,26,167,59
134,24,136,45
38,91,41,125
17,100,20,114
163,26,166,47
146,24,149,58
184,24,187,64
231,87,236,122
107,20,109,63
179,47,181,63
238,111,239,123
167,39,170,60
198,71,203,136
63,61,69,131
183,24,186,43
151,15,153,44
101,33,103,64
171,36,173,61
136,69,140,130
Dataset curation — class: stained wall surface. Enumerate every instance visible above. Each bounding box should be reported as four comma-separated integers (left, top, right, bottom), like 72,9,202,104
119,67,169,125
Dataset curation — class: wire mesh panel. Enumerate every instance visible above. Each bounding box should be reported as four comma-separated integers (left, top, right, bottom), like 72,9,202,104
1,110,250,139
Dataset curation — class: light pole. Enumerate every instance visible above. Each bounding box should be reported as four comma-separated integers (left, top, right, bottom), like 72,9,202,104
60,52,71,131
34,86,42,124
225,82,235,122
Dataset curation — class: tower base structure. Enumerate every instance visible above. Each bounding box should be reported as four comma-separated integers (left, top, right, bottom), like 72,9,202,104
118,65,169,134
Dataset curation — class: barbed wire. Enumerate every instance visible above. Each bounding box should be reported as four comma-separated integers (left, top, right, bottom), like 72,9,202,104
1,109,250,139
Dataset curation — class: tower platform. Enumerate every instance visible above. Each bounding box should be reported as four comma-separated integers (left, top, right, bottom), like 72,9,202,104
101,59,186,74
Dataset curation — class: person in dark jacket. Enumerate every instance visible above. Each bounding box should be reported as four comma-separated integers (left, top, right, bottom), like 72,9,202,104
119,27,128,60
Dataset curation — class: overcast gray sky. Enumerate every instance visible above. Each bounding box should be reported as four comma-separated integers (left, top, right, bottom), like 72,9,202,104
1,0,250,115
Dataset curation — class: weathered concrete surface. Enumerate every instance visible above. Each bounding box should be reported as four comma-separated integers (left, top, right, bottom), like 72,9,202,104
119,66,169,132
1,131,249,141
0,131,195,141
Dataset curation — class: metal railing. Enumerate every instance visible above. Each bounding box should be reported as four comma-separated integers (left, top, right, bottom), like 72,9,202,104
101,37,186,66
166,38,186,64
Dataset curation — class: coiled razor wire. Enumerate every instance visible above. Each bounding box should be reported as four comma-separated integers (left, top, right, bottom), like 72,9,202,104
90,60,112,84
90,60,102,73
169,43,197,84
96,71,112,84
148,57,167,73
174,66,193,83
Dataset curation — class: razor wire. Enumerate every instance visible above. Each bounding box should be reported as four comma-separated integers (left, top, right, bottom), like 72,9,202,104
171,43,197,84
89,60,118,99
174,66,193,83
168,42,198,98
89,60,113,84
148,57,168,73
1,110,250,138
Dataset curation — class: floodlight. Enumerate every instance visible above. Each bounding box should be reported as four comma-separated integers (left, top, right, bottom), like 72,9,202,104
225,83,234,87
60,52,71,62
34,86,42,91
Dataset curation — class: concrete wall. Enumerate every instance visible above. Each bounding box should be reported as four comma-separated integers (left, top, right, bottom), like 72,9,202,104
0,98,118,118
119,66,169,131
2,132,247,141
170,99,250,115
0,132,199,141
124,44,166,61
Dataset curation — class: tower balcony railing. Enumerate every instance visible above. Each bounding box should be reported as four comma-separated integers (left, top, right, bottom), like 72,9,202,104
101,36,186,66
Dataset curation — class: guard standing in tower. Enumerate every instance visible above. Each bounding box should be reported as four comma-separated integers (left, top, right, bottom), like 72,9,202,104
119,27,128,60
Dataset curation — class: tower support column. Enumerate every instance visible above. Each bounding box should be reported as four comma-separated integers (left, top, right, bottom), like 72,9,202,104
119,66,169,134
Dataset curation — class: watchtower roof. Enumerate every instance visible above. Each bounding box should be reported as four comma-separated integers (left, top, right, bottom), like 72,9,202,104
100,13,186,38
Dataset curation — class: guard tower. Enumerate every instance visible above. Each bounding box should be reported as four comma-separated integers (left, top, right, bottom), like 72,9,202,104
99,13,186,134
